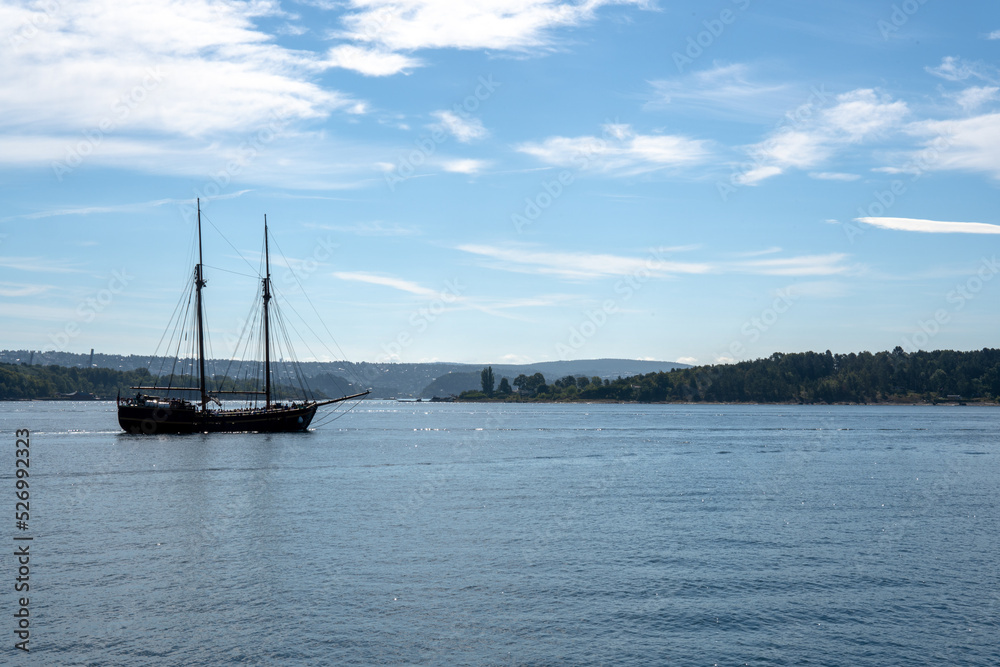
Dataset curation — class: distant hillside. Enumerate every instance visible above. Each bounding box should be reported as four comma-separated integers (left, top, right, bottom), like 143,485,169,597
421,372,481,398
1,350,689,398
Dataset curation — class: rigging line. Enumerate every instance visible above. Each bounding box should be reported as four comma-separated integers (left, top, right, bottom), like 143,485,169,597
270,301,298,387
219,289,262,393
273,302,312,399
167,285,195,390
202,264,260,280
267,235,365,386
199,210,260,276
312,396,365,429
153,273,196,376
148,278,190,370
268,291,331,389
270,280,355,386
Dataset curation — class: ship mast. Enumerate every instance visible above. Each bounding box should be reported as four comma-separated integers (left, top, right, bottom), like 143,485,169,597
195,199,208,411
263,216,272,409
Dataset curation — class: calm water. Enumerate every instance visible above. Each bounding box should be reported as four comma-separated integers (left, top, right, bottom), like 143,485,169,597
1,401,997,665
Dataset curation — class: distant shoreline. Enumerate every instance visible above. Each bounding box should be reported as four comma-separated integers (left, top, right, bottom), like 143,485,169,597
440,398,998,406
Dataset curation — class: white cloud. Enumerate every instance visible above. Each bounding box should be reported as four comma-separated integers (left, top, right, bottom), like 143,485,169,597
325,44,421,76
441,159,490,174
926,56,998,83
0,0,384,183
990,30,1000,40
456,244,854,280
822,90,907,141
517,124,709,175
737,89,907,185
729,254,855,276
646,63,794,119
1,1,363,138
0,192,253,222
332,0,649,56
457,244,711,281
333,271,439,296
431,111,488,142
810,171,861,181
905,112,1000,179
0,283,52,298
951,86,1000,112
676,356,698,365
857,217,1000,234
0,256,85,273
304,221,421,236
331,268,557,323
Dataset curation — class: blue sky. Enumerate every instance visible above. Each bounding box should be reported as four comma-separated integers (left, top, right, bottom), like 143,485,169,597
2,0,999,366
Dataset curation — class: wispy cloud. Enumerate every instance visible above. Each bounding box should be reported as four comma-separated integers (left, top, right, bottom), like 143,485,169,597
325,44,421,76
431,111,488,142
857,216,1000,234
926,56,999,84
1,191,253,222
904,112,1000,180
729,253,855,276
950,86,1000,112
0,257,85,274
809,171,861,181
331,269,559,322
305,221,421,236
729,246,783,258
327,0,652,75
458,243,856,279
516,123,710,175
0,0,379,182
646,63,794,120
2,1,365,138
0,283,52,298
738,88,907,185
333,271,439,297
441,158,490,174
456,243,712,281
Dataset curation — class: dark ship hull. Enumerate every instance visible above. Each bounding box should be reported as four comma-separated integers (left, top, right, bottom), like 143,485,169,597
118,398,318,434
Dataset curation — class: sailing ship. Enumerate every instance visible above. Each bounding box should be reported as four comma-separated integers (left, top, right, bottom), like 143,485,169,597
117,200,368,434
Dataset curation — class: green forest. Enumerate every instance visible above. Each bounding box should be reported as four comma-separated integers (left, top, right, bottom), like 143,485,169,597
460,348,1000,404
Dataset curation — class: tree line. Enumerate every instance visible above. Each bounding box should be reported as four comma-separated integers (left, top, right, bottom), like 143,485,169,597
460,348,1000,403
